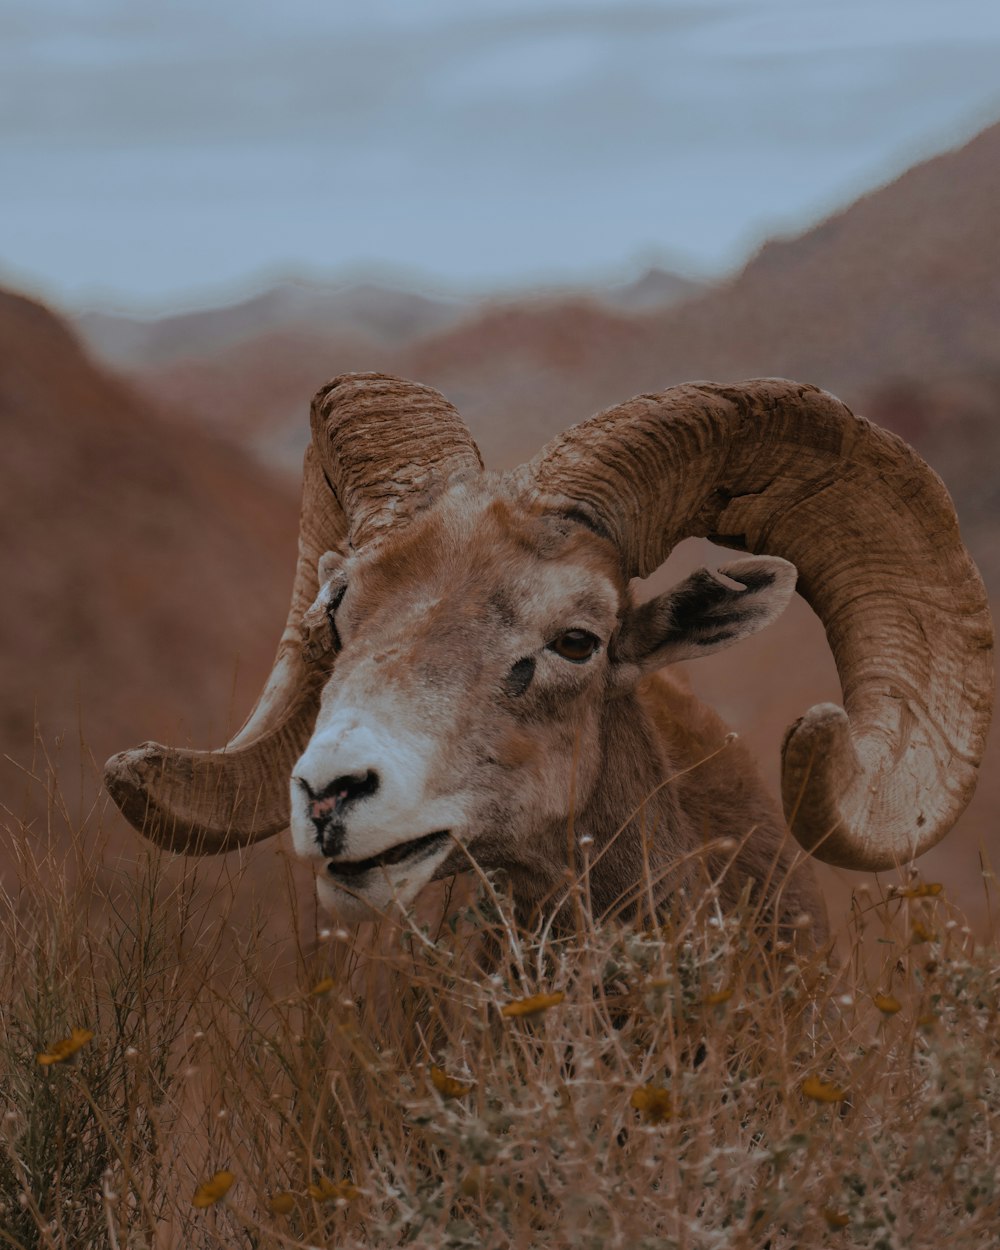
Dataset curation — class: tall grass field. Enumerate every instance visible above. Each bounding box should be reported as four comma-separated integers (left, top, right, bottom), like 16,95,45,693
2,749,998,1249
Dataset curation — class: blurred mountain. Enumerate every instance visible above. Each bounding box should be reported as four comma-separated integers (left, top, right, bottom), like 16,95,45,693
400,117,1000,583
598,265,704,312
625,116,1000,397
0,286,299,806
74,279,473,370
404,116,1000,422
93,119,1000,500
74,266,704,473
75,265,702,373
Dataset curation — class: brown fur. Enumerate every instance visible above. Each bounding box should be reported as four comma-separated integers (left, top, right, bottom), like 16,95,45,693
300,479,827,942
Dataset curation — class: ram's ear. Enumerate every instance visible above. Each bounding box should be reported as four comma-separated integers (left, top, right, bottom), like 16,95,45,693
301,550,348,666
616,556,797,671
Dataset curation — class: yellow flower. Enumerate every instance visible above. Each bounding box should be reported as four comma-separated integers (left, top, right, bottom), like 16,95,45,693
192,1171,235,1209
702,987,734,1006
460,1167,494,1198
873,993,902,1015
307,1177,359,1203
895,882,942,899
430,1066,473,1098
309,977,335,996
500,991,565,1018
630,1084,672,1123
801,1076,847,1104
37,1028,94,1066
911,921,937,944
268,1191,296,1215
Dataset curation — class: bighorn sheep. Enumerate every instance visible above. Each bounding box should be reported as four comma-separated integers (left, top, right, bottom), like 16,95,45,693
104,374,993,941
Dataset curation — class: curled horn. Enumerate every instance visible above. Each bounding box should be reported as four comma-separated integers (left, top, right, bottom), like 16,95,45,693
517,379,993,871
104,373,482,853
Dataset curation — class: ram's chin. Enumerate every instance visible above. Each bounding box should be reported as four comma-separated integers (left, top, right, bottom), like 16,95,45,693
315,876,380,922
314,855,445,922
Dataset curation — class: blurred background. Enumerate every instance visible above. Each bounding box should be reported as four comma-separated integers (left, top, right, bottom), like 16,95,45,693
2,0,999,927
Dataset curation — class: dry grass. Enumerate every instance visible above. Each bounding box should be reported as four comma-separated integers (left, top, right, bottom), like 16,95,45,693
2,755,999,1249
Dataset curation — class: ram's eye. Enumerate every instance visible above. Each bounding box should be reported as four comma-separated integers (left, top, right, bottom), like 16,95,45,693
327,583,347,621
548,629,600,663
324,582,347,651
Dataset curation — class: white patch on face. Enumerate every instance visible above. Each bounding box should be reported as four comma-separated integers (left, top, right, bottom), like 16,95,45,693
314,838,453,921
290,696,470,919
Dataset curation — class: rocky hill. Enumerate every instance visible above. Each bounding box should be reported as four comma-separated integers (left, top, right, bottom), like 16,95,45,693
407,117,1000,419
0,287,299,812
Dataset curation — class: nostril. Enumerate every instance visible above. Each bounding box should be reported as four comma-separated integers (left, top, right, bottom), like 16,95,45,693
302,769,379,826
333,769,379,805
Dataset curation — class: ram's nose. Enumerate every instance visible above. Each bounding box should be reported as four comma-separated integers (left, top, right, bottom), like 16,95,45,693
293,770,380,854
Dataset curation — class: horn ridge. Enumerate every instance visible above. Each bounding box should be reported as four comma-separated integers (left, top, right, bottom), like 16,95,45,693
519,377,993,871
104,373,483,854
310,372,484,550
103,444,345,853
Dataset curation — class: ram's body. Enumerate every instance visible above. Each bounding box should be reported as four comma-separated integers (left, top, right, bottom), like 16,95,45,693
104,374,993,943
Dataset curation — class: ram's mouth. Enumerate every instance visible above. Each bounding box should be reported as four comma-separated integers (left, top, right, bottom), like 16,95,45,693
326,830,451,880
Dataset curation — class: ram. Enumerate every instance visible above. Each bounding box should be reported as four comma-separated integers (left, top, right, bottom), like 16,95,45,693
105,374,993,942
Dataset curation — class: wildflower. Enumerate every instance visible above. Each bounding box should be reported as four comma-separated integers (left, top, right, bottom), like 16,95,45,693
893,882,943,899
310,977,335,997
500,991,565,1018
268,1191,296,1215
37,1028,94,1066
702,987,734,1006
461,1167,497,1198
801,1076,847,1104
430,1066,473,1098
873,992,902,1015
911,920,937,944
307,1177,359,1203
192,1171,235,1209
630,1084,672,1123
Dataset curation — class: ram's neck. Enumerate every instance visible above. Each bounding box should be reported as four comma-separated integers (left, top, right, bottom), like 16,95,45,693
506,683,691,929
573,685,695,921
506,672,826,942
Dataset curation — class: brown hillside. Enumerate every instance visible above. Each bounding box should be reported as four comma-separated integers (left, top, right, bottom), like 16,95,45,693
139,327,395,475
0,288,299,807
627,117,1000,396
399,120,1000,457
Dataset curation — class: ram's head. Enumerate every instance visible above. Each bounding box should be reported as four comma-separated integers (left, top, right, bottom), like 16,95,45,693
105,374,993,921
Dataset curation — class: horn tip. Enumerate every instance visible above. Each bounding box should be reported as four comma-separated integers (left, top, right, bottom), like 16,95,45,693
103,742,165,834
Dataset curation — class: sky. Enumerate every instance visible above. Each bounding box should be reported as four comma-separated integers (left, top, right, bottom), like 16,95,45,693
3,0,1000,314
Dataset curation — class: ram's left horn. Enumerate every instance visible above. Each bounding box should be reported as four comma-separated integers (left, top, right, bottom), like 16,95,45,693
104,373,483,853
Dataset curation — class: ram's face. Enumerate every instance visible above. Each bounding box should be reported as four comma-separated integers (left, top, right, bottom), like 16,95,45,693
290,488,627,920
